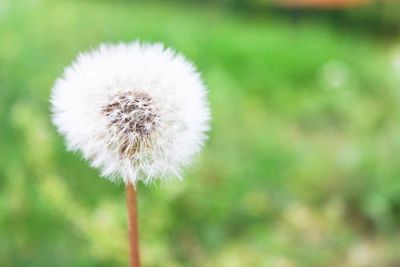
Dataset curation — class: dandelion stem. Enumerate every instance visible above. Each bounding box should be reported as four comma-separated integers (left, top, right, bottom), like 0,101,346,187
126,183,140,267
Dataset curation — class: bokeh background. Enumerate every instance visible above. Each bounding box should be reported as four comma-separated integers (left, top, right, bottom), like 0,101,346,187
2,0,400,266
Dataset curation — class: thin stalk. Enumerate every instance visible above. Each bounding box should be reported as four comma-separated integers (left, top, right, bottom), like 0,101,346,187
126,183,140,267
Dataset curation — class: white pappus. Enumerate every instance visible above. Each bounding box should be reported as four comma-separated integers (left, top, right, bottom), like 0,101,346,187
51,41,210,184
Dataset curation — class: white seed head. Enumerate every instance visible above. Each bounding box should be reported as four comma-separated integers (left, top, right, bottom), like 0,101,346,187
51,41,210,184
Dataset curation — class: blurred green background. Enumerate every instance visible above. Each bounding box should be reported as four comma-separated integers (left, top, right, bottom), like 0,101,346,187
2,0,400,266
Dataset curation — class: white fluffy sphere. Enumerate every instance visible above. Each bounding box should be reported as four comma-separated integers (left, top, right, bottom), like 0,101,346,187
51,42,210,184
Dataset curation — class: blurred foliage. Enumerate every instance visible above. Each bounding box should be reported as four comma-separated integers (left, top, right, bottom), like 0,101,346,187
1,0,400,266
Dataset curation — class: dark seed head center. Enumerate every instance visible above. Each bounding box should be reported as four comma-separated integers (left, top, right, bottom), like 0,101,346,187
102,91,159,156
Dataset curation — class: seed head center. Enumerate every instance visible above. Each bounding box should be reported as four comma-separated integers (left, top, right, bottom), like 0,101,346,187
102,91,159,157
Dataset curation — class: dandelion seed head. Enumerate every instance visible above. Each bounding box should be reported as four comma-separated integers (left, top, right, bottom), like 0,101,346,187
51,41,210,184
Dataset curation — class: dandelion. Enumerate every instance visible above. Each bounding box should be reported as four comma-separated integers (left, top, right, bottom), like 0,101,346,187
51,41,210,267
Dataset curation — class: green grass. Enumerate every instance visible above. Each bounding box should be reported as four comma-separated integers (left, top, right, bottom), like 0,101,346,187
1,0,400,266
